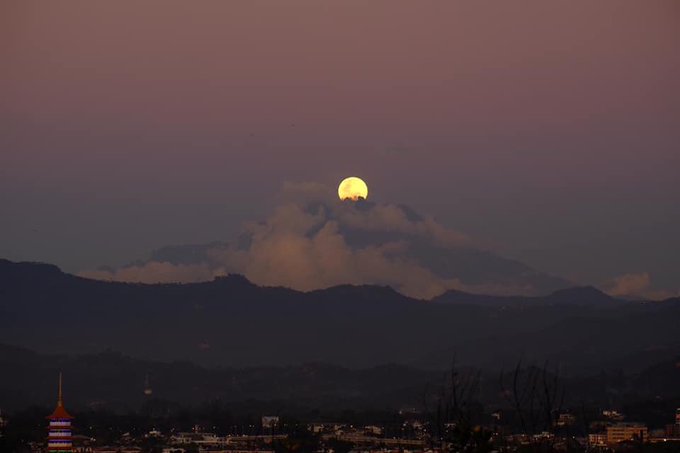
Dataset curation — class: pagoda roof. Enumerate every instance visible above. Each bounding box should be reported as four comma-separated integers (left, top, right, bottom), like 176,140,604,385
47,403,74,420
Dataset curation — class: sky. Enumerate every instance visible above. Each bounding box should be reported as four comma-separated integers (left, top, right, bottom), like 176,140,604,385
1,1,679,295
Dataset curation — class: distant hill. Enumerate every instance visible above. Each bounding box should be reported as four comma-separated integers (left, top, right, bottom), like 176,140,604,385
1,259,679,374
0,343,678,415
0,343,437,413
432,285,619,307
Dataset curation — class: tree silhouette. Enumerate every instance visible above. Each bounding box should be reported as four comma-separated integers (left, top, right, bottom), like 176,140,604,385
424,358,492,453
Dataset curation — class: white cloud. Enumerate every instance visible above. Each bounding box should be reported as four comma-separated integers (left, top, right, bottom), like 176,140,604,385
77,182,530,298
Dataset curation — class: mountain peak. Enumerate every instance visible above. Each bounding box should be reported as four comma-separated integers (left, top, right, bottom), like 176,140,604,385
546,286,616,305
212,273,255,287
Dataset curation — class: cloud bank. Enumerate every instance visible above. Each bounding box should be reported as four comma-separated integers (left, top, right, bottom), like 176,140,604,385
604,272,678,300
79,182,568,298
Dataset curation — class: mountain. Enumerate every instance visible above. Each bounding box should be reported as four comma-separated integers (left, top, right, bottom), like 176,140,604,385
2,259,680,374
87,198,572,298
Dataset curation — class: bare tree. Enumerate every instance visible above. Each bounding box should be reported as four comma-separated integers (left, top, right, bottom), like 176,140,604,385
424,358,490,453
499,360,566,450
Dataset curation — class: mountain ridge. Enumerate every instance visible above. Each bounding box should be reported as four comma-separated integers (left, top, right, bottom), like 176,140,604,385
1,259,678,373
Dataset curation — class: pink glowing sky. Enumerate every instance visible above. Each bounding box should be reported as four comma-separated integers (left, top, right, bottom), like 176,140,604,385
1,1,678,292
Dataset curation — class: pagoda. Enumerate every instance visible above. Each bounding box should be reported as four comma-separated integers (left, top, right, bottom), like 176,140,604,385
46,373,74,452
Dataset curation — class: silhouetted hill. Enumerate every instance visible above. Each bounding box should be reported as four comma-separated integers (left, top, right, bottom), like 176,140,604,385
0,343,437,413
1,344,678,414
433,285,619,307
545,286,617,305
1,259,678,374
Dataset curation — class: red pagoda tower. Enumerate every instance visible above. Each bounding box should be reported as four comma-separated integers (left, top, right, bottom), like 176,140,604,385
46,373,74,452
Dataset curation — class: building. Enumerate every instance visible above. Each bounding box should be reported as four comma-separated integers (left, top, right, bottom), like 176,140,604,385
665,423,680,438
588,433,607,447
606,423,648,444
363,425,383,436
602,410,624,421
557,413,576,427
262,416,280,429
47,373,75,452
663,409,680,438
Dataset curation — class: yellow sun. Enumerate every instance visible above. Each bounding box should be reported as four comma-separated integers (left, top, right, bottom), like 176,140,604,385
338,176,368,201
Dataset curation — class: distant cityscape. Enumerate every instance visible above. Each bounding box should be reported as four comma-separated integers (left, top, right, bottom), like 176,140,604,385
1,373,679,453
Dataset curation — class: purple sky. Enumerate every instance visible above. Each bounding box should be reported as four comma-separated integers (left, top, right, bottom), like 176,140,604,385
1,1,679,293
